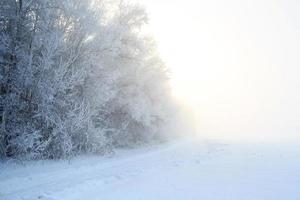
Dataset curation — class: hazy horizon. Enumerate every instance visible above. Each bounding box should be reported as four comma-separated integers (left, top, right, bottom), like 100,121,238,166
135,0,300,142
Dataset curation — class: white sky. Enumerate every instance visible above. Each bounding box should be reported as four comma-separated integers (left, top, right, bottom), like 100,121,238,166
134,0,300,142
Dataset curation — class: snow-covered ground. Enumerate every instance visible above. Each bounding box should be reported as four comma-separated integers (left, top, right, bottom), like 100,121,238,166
1,138,300,200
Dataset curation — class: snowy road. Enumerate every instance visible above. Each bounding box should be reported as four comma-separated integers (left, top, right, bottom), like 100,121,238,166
1,138,300,200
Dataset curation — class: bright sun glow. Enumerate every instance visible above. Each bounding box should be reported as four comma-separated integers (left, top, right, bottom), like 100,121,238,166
136,0,300,142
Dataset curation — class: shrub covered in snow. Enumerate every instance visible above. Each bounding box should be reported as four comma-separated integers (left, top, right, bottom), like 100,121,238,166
0,0,174,159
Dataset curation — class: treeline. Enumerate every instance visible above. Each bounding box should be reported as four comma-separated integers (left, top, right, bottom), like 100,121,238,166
0,0,174,159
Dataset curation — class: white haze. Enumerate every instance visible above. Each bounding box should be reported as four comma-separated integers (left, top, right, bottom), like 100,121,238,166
135,0,300,142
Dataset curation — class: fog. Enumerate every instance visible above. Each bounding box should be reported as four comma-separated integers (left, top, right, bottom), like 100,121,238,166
137,0,300,142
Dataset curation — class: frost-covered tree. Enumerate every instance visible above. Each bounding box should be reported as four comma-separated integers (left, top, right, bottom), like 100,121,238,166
0,0,174,160
0,0,40,158
96,1,174,147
